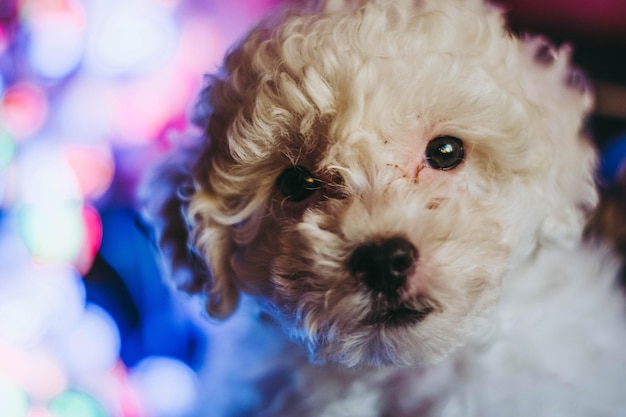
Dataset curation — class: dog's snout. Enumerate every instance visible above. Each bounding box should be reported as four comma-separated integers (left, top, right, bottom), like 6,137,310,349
349,237,418,296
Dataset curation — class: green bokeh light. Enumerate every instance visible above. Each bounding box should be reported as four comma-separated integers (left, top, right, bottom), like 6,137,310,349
0,374,29,417
18,203,85,263
0,128,16,171
49,390,107,417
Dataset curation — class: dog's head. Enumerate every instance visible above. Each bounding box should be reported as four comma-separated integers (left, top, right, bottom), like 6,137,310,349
153,0,597,366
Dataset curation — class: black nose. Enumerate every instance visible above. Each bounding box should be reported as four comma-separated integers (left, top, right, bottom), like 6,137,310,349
349,237,418,297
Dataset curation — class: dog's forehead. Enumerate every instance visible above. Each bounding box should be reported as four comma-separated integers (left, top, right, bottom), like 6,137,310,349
241,1,525,153
204,0,589,184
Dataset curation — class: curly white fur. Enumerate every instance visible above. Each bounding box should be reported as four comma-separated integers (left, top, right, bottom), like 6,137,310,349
149,0,626,415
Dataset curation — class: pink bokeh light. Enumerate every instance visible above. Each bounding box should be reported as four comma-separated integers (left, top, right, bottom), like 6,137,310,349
73,204,103,276
0,83,48,140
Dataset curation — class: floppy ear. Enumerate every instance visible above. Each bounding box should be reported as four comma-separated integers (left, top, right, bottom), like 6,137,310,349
187,146,242,319
148,7,283,318
141,138,207,294
183,64,271,318
142,134,240,319
187,201,241,319
517,37,598,247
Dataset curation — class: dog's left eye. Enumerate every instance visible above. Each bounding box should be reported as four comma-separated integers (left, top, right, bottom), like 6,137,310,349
276,166,323,202
424,136,464,170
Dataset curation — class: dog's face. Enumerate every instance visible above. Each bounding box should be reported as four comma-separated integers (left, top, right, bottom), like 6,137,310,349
168,0,597,366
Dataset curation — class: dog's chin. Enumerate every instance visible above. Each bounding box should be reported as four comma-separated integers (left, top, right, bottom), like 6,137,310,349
362,305,434,328
361,293,440,328
285,305,461,367
306,323,456,368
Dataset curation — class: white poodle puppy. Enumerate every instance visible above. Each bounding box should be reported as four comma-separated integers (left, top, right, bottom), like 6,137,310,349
149,0,626,415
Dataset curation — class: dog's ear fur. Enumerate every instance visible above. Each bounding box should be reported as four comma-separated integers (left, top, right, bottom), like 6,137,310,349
515,37,598,247
141,140,210,293
147,10,284,318
184,71,263,319
143,132,240,319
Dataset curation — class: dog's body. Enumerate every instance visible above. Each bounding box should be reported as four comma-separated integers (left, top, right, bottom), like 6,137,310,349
190,244,625,417
149,0,626,415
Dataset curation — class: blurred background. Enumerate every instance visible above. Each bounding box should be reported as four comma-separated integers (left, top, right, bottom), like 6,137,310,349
0,0,624,416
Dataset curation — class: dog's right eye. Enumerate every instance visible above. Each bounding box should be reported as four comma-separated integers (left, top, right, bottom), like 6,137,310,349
276,166,323,202
424,136,464,170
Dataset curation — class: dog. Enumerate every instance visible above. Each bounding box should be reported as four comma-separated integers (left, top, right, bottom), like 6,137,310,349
147,0,626,415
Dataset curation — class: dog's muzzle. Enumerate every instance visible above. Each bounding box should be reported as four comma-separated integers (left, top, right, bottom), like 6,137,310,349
349,236,418,298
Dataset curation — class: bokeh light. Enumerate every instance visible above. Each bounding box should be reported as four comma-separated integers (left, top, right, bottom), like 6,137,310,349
0,265,85,347
0,374,29,417
54,303,121,377
600,133,626,183
55,78,114,144
64,146,114,200
0,128,15,171
25,406,55,417
49,390,107,417
18,203,84,263
0,25,8,55
0,84,48,140
85,0,177,77
0,344,68,402
130,356,198,417
17,143,81,206
26,2,86,80
73,204,102,275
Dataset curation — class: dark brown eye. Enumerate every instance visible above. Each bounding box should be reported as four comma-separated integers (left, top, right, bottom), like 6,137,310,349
424,136,464,170
276,166,323,202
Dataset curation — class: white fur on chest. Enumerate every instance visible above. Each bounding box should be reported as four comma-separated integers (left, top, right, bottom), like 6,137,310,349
451,244,626,417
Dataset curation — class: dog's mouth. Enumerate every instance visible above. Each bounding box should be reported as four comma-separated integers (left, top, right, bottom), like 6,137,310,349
362,305,434,327
361,293,439,327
